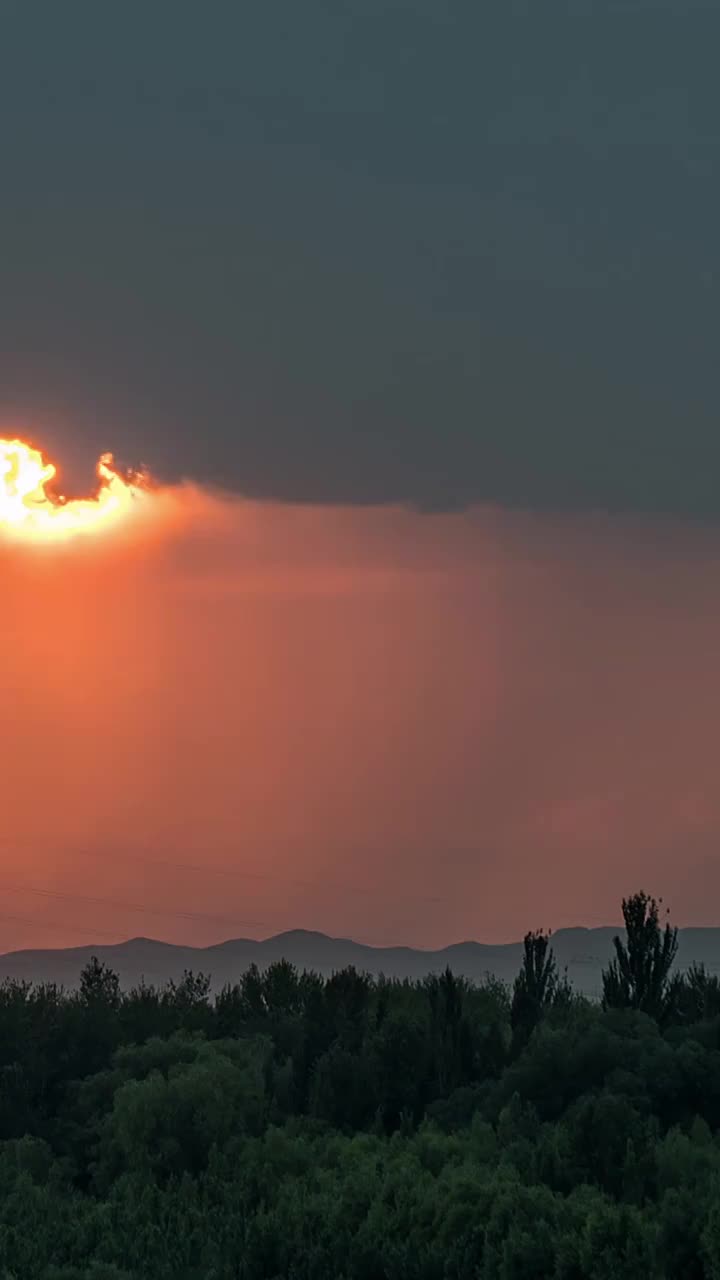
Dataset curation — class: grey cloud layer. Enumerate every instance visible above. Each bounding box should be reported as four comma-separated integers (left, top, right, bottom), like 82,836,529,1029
1,2,718,514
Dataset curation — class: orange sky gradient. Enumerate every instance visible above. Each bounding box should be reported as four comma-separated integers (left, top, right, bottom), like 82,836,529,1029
2,476,720,952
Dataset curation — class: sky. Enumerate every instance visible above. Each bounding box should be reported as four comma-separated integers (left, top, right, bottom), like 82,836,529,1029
2,492,720,949
2,1,720,513
1,2,719,949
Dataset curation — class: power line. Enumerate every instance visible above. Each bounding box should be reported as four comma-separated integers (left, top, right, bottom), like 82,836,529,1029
0,845,624,944
70,845,446,905
0,883,266,931
0,883,436,953
0,908,436,956
0,911,123,942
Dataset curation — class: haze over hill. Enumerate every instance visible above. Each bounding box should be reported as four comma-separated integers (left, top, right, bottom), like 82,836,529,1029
3,926,720,999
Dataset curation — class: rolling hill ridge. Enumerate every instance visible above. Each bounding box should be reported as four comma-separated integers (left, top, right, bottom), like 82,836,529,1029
2,925,720,997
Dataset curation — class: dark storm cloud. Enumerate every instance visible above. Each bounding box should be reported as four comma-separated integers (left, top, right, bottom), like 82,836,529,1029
1,1,719,513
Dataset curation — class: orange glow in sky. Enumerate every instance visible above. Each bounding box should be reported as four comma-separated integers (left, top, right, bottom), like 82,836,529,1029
0,438,148,541
2,456,720,952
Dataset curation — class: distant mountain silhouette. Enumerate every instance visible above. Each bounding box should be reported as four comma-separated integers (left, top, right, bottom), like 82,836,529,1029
3,926,720,997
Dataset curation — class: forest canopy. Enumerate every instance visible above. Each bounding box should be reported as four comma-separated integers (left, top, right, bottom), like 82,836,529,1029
1,893,719,1278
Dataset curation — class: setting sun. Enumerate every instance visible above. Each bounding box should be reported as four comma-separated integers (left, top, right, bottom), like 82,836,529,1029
0,438,148,541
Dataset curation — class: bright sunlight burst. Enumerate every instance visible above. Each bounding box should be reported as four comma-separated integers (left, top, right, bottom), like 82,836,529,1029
0,438,148,542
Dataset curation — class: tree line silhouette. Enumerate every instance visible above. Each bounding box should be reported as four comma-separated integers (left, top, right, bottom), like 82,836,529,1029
0,892,719,1277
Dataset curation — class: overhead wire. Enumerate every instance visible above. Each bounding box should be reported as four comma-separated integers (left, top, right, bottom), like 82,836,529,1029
70,845,446,905
0,882,265,931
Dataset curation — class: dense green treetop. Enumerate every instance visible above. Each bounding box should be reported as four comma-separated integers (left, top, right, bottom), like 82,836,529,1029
0,892,719,1278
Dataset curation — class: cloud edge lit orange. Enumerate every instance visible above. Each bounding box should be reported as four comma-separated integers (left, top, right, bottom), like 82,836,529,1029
0,438,149,542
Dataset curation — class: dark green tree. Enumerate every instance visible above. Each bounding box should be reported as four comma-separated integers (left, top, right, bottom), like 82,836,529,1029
263,959,302,1017
425,967,473,1093
239,962,268,1021
161,969,212,1036
73,958,122,1077
666,962,720,1025
511,930,558,1044
79,957,120,1011
371,1006,428,1129
602,892,678,1020
324,966,372,1051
